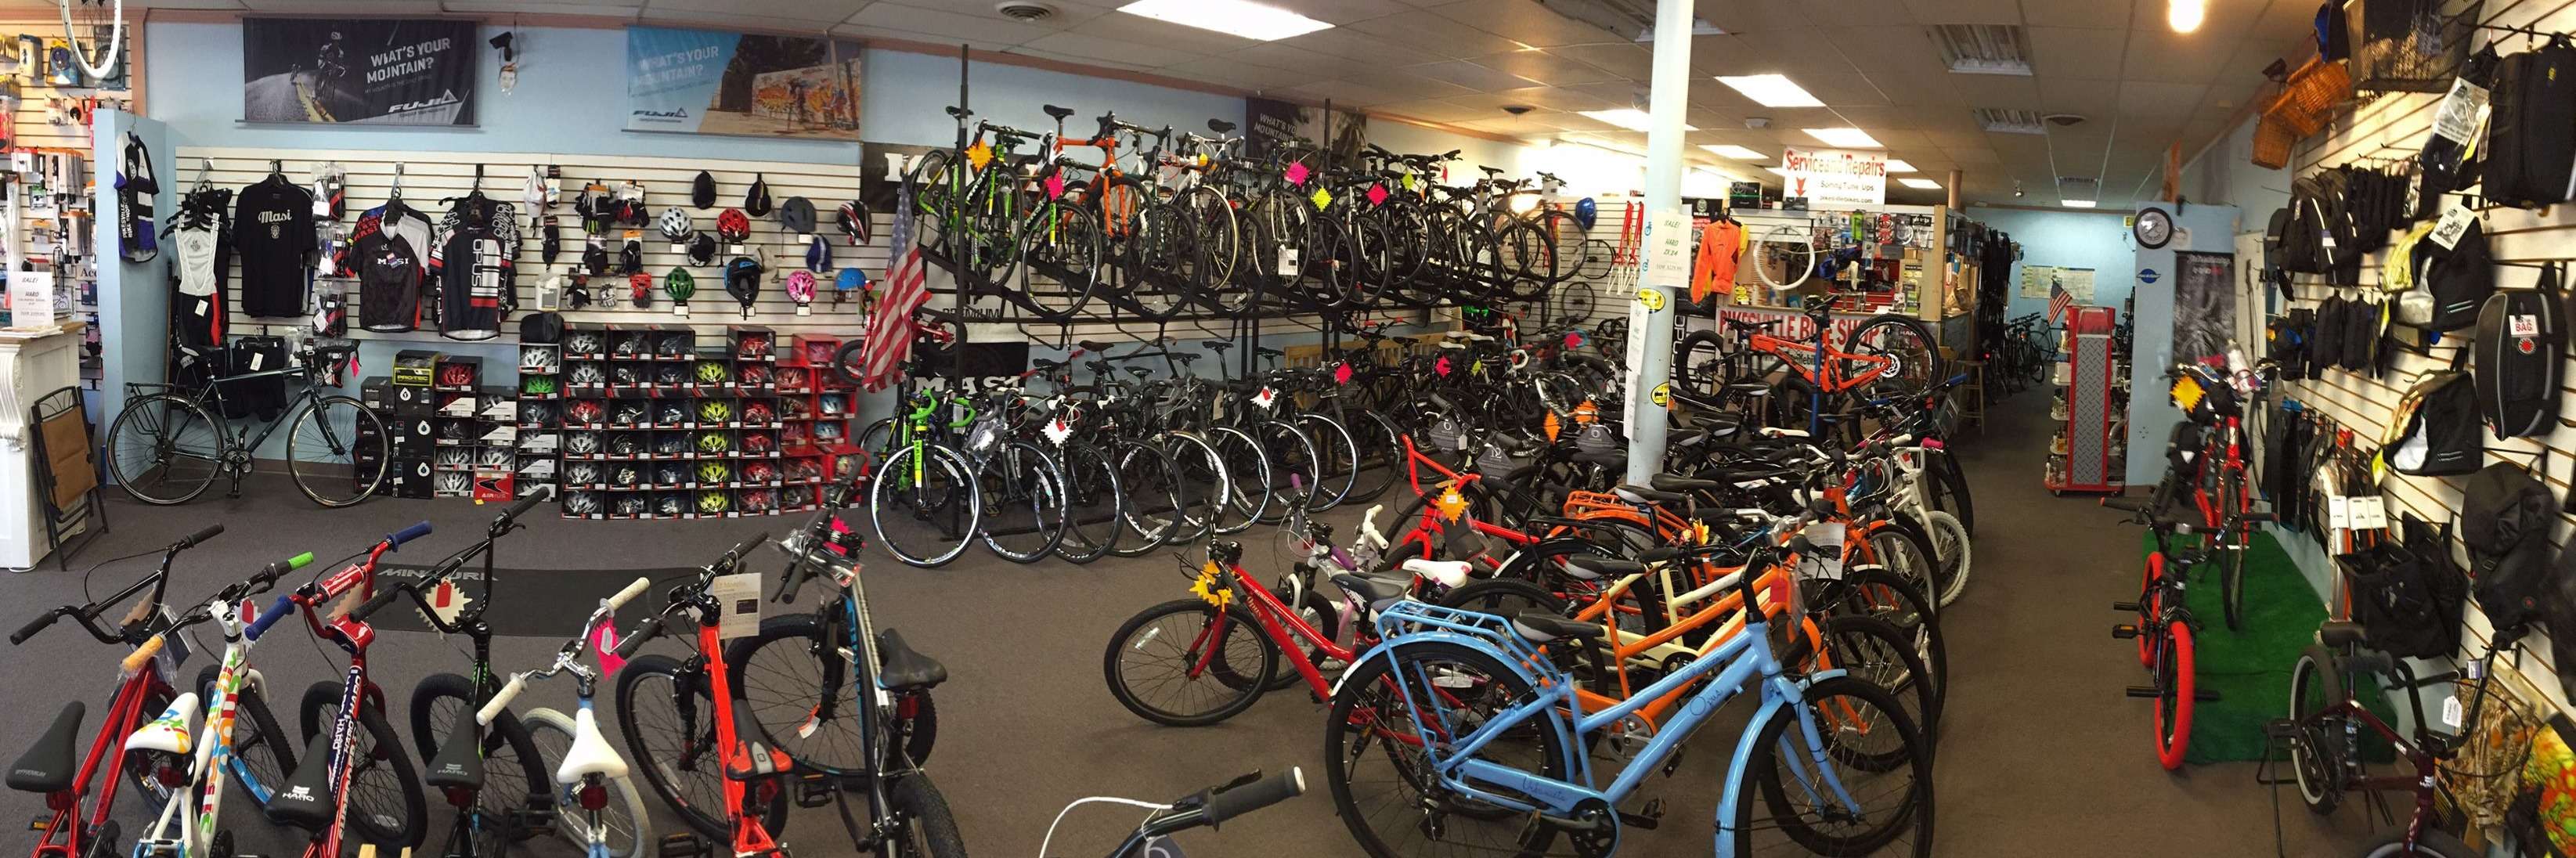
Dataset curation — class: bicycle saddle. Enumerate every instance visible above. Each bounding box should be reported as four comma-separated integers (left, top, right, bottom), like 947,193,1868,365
1078,340,1113,352
875,629,949,692
1572,449,1626,467
1171,353,1202,363
1329,574,1409,612
1649,473,1723,493
2318,621,2365,649
1563,555,1642,579
1398,559,1473,589
1208,119,1236,134
125,693,197,756
1477,165,1504,177
554,706,630,784
1042,104,1076,121
1723,318,1784,332
943,106,971,119
1511,613,1607,644
8,702,84,793
1612,484,1685,505
1724,382,1772,396
265,733,340,831
424,717,485,791
1124,367,1153,378
1203,340,1234,351
722,711,792,782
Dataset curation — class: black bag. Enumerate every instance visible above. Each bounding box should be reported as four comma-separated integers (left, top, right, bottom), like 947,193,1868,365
2344,514,2466,659
2418,216,2494,331
2282,171,2355,278
2482,39,2576,210
2385,370,2482,475
2312,294,2348,370
518,311,563,344
2474,262,2568,437
2462,462,2557,629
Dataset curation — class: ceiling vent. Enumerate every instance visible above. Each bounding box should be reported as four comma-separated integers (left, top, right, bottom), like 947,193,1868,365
1535,0,1723,41
2057,176,2102,197
1932,24,2033,76
995,1,1059,22
1975,108,2047,135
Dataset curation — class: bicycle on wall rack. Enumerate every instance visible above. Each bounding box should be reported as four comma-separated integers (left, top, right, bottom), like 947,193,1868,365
105,341,388,507
2277,626,2531,858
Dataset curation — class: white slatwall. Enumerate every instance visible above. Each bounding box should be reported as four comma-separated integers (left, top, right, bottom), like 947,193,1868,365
0,17,142,157
2278,0,2576,717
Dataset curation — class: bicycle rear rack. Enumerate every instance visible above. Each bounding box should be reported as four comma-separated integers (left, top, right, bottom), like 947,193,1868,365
1372,600,1563,681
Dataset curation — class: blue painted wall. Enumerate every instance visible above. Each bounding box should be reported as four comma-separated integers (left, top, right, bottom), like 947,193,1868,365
90,110,175,434
1963,206,2139,321
2122,203,2241,487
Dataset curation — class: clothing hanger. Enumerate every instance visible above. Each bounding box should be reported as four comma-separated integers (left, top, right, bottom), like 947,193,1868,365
389,163,403,201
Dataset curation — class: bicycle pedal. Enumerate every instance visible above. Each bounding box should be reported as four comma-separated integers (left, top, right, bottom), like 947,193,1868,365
133,839,182,858
2110,624,2139,640
794,773,836,808
2262,718,2300,740
2195,690,2224,702
2124,686,2163,698
1620,799,1665,831
656,833,710,858
24,817,46,832
2110,601,2141,612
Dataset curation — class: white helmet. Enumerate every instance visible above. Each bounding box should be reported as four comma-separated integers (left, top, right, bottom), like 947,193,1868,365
657,207,694,242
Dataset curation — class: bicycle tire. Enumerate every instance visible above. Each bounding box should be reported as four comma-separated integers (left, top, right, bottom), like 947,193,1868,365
870,442,983,568
1925,449,1974,537
882,773,970,858
197,666,296,812
1676,330,1728,400
1121,192,1198,321
2156,620,2195,770
1842,314,1944,401
612,654,787,841
289,395,386,507
1325,639,1567,858
976,442,1068,564
296,682,428,847
408,672,548,854
1813,566,1948,713
106,394,225,505
1109,440,1189,557
1740,676,1932,856
2287,645,2346,816
1751,224,1814,291
1250,420,1320,525
1102,599,1275,726
1259,587,1339,693
1335,406,1404,505
1853,519,1944,621
1052,439,1124,564
724,614,936,778
902,149,957,254
518,706,649,858
1921,510,1972,607
2218,475,2247,631
1817,615,1940,746
2358,829,2478,858
1205,425,1272,535
1008,200,1103,321
1183,185,1240,297
1292,413,1358,511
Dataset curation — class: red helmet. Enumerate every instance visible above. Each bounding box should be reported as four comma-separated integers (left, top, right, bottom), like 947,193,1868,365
438,364,473,387
738,365,771,387
716,208,752,243
742,461,779,483
567,400,605,424
743,432,776,453
736,333,773,356
742,402,776,424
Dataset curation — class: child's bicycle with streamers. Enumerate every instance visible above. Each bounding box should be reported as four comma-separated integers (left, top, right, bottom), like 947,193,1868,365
474,575,658,858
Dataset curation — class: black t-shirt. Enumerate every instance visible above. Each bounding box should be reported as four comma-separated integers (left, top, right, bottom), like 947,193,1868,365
233,177,316,318
349,211,425,332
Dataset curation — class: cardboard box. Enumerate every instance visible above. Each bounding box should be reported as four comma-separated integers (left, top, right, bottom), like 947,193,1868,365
435,356,485,391
392,458,434,499
393,416,438,456
393,350,442,387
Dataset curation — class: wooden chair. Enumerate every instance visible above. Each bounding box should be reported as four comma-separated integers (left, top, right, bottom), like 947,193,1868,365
28,386,106,569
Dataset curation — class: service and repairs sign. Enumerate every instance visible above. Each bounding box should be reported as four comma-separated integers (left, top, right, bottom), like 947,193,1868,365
1778,146,1887,207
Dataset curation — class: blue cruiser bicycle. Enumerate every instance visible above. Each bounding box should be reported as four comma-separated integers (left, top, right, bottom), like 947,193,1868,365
1323,514,1933,856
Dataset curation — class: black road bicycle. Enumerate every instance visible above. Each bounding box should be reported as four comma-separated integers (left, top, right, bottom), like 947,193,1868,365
106,341,387,507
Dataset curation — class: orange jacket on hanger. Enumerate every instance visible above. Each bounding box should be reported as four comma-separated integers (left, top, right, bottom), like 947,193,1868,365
1690,219,1745,303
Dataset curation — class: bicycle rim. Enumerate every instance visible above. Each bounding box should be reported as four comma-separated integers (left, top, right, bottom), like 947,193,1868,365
290,395,385,507
108,395,223,504
978,442,1067,563
871,444,984,568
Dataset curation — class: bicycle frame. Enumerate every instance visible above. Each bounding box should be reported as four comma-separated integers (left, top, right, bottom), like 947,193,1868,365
1192,558,1358,698
688,618,786,858
132,597,276,858
2295,690,2443,846
292,547,406,858
31,666,173,858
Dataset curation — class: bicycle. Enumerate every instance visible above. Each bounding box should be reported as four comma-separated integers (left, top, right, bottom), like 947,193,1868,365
106,341,386,507
2103,489,2266,770
1039,768,1305,858
7,525,229,858
868,385,985,568
259,521,439,855
123,548,316,858
2169,358,2260,630
2280,627,2519,857
472,574,658,858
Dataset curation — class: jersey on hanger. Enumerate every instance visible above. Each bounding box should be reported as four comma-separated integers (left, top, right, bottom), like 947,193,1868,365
233,177,316,318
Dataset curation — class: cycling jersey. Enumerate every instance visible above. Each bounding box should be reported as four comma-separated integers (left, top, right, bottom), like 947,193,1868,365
429,196,521,341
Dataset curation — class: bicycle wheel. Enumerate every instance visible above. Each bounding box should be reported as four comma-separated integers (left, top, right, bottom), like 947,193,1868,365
1740,676,1932,857
1109,440,1188,557
882,773,969,858
1752,224,1814,291
977,442,1067,564
1293,413,1358,511
1102,599,1276,726
1924,449,1974,537
725,614,936,778
408,673,547,855
1843,314,1944,401
2358,830,2478,858
519,707,648,858
1325,639,1567,858
1012,200,1103,320
1251,420,1319,525
1182,185,1239,297
2288,646,2347,815
871,442,983,568
1676,330,1728,400
1813,567,1948,710
1205,425,1272,535
106,394,225,505
1336,406,1403,505
903,149,958,254
1817,615,1940,746
1052,440,1124,564
1921,509,1972,607
297,683,428,847
1855,521,1944,621
1123,194,1199,320
613,654,786,841
196,666,296,813
1159,431,1229,544
2155,620,2195,770
2218,476,2248,631
288,395,387,507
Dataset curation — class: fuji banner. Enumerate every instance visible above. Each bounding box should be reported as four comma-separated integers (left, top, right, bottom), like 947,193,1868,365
242,19,476,126
1778,146,1888,207
626,27,860,139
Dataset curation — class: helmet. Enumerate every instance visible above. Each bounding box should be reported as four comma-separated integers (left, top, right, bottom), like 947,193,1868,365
569,363,605,385
655,364,684,386
741,461,778,483
519,350,559,373
478,447,511,468
788,460,823,482
665,269,695,304
698,431,731,452
697,491,731,514
658,433,689,455
657,207,693,242
441,420,472,440
742,401,775,424
522,375,557,395
837,268,868,294
781,398,810,420
695,361,729,384
740,489,774,514
565,492,602,514
615,434,645,456
567,400,604,424
785,270,817,305
658,331,694,356
699,400,734,423
656,494,687,517
436,471,472,494
736,333,773,357
566,431,601,455
716,208,751,243
568,462,602,485
658,402,688,424
1574,196,1598,230
612,364,642,385
688,232,718,266
612,335,642,356
437,447,472,467
738,365,771,388
837,200,871,245
521,402,555,424
614,495,648,515
778,367,810,390
438,364,474,388
698,461,731,484
818,395,846,416
741,432,775,454
565,331,605,355
656,463,687,485
614,403,647,425
613,466,640,486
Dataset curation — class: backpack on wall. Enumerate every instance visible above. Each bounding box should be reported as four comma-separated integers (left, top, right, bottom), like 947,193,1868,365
2474,261,2568,438
2383,369,2482,476
2416,216,2495,331
2341,514,2466,659
2482,38,2576,210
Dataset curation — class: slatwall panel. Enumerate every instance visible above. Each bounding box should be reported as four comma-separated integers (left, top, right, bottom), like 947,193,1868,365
175,146,875,340
2277,0,2575,717
0,18,143,154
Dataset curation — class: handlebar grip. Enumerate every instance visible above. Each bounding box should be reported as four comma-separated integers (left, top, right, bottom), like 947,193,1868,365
262,552,318,584
246,595,297,641
1204,768,1306,827
476,675,526,726
347,587,404,623
179,524,225,549
614,618,662,658
608,577,651,611
11,610,61,645
388,521,434,549
121,636,167,673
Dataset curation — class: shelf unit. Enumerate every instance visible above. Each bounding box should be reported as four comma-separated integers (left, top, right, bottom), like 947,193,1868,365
2047,306,2127,495
557,324,851,519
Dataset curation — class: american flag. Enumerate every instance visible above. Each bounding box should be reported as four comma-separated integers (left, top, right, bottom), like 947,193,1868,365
857,182,930,391
2047,279,2073,324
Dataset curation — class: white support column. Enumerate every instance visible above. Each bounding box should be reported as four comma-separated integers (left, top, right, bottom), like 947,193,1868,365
1623,0,1692,485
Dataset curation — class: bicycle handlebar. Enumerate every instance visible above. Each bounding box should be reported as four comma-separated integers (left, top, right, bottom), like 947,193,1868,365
1203,768,1305,827
246,594,297,641
614,617,662,658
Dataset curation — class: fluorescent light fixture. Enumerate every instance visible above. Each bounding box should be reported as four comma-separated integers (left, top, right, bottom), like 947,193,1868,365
1885,159,1917,172
2062,199,2098,208
1802,127,1881,147
1898,178,1941,189
2167,0,2205,33
1701,144,1766,160
1716,74,1823,108
1117,0,1333,41
1577,108,1696,132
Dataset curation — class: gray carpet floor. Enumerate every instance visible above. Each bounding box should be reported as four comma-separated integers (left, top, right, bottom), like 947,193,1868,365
0,391,2397,856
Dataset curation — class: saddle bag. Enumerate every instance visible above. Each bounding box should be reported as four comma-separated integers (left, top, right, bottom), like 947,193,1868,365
2473,262,2567,438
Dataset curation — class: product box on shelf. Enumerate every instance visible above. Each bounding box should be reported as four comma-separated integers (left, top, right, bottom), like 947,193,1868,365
790,333,839,370
609,325,655,361
393,350,443,387
518,343,561,375
472,470,514,503
392,458,434,499
653,326,695,359
730,325,777,362
433,356,485,391
563,323,610,360
392,414,438,456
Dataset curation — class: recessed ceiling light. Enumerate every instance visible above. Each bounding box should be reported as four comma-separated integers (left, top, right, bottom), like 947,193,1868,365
1765,167,1789,176
1898,178,1941,189
1117,0,1333,40
1802,127,1881,147
1701,144,1766,160
1578,108,1696,132
2168,0,2205,33
1715,74,1823,108
1885,159,1917,172
2062,199,2098,208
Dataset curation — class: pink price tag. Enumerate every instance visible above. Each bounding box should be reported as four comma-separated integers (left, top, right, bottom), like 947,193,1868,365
1333,362,1353,385
1564,332,1584,348
1044,173,1066,200
1366,184,1388,206
590,622,627,676
1284,161,1310,186
1435,355,1452,377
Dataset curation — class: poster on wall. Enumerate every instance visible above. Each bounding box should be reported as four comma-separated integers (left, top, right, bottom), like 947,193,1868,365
242,19,475,125
1777,146,1886,207
2061,268,2095,301
2171,252,2235,363
2019,265,2057,298
626,27,860,139
1245,96,1366,173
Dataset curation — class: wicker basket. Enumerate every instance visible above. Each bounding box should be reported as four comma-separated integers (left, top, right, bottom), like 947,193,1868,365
2252,113,2297,169
2282,56,2355,127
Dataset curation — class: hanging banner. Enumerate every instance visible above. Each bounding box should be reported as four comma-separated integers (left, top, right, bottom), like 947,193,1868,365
1777,146,1887,207
2171,252,2235,364
626,27,861,139
1245,96,1367,175
242,19,475,126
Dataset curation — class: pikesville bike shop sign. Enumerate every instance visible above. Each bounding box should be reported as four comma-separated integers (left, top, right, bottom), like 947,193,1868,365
1778,147,1887,207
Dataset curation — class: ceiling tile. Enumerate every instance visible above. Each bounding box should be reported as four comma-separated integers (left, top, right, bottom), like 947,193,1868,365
1404,59,1546,91
1067,12,1261,55
1900,0,2019,23
1478,85,1621,112
1341,11,1526,59
2118,81,2207,122
1801,72,1892,107
1948,74,2041,109
2122,27,2238,84
442,2,634,14
871,0,1109,28
1332,65,1481,99
2027,27,2131,81
846,4,1043,43
1015,32,1203,67
1470,49,1624,86
1869,128,1934,148
2037,77,2119,115
1942,146,2002,164
2022,0,2137,28
1428,0,1625,48
1687,0,1810,34
1271,28,1418,62
1160,58,1313,92
1231,42,1358,78
1250,0,1424,25
1552,42,1651,79
1829,26,1942,74
1560,80,1647,108
1923,128,1990,149
1870,69,1961,107
1004,49,1157,73
640,9,857,30
830,25,1020,52
1373,97,1495,124
642,0,852,19
1275,79,1415,107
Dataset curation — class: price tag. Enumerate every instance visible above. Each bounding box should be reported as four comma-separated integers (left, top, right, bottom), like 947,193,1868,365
2441,695,2463,730
2431,78,2491,146
730,244,747,254
1800,521,1846,580
2430,204,2475,251
673,304,690,318
1278,247,1300,277
1253,387,1276,410
710,572,762,639
2512,314,2539,337
2349,496,2387,529
1042,416,1072,445
797,234,814,244
669,243,686,254
2326,495,2351,530
795,305,812,316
